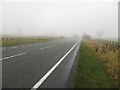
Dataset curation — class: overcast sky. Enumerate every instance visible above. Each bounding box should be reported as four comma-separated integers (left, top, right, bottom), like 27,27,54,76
0,0,119,38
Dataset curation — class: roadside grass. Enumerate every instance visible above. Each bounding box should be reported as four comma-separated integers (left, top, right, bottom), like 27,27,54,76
90,42,118,82
74,42,117,88
1,38,51,46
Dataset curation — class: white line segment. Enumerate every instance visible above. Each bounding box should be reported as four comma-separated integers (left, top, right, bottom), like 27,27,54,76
22,45,26,47
31,41,79,90
28,45,32,46
40,45,55,50
0,53,26,61
0,48,5,50
11,47,18,49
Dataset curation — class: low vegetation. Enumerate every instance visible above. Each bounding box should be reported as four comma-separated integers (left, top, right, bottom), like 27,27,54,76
74,41,118,88
1,37,52,46
87,39,119,84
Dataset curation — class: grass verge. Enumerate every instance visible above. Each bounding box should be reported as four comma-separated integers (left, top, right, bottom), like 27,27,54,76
0,38,51,46
74,42,117,88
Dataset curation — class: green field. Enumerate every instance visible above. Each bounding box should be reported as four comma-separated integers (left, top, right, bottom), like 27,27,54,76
74,42,117,88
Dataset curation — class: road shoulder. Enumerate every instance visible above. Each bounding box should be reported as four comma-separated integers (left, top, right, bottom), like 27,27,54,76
65,43,80,88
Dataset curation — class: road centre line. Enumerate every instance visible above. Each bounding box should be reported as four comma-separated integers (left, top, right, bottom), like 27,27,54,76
31,41,79,90
2,42,42,50
40,45,55,50
22,45,26,47
0,48,5,50
0,53,26,61
11,46,18,49
28,45,32,46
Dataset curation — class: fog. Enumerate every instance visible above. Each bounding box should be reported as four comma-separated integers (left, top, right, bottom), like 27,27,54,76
0,0,118,39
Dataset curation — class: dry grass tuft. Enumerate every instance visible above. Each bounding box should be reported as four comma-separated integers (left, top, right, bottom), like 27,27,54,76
85,40,118,85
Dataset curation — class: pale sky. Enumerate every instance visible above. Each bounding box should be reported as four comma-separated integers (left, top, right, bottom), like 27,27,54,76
0,0,119,38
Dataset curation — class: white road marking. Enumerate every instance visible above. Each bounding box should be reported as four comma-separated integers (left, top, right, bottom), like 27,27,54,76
31,41,79,90
40,45,55,50
22,45,26,47
28,45,32,46
1,57,9,60
11,47,18,49
40,47,46,50
0,53,26,61
0,48,5,50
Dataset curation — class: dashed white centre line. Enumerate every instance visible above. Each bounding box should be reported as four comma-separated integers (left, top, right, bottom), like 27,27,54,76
31,41,79,90
11,47,18,49
41,48,44,50
22,45,26,47
28,45,32,46
0,52,26,61
40,45,55,50
0,48,5,50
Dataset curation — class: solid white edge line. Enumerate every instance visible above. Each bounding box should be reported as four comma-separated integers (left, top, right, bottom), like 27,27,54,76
31,41,79,90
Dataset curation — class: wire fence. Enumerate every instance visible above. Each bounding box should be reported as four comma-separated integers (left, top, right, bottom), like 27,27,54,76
84,39,120,53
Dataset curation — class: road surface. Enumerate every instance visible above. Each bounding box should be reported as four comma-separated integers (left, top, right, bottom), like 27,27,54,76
1,37,80,89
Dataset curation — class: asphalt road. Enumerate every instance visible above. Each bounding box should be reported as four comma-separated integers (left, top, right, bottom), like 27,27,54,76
1,37,80,89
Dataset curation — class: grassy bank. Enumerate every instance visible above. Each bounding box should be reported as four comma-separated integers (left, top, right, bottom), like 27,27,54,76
74,42,117,88
1,38,51,46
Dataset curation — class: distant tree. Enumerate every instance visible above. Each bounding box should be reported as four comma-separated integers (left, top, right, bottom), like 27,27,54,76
83,34,91,40
96,30,105,38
